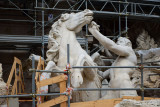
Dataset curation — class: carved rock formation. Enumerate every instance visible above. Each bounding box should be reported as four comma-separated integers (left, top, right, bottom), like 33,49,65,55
132,30,160,97
136,29,157,50
115,99,160,107
0,63,7,105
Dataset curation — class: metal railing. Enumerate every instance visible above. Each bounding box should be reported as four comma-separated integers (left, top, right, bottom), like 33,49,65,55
0,44,160,107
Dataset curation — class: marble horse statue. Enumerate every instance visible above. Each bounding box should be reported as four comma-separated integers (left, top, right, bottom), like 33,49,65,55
45,9,102,102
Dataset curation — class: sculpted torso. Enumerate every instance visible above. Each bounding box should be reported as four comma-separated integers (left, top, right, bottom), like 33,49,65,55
111,49,137,80
88,21,138,99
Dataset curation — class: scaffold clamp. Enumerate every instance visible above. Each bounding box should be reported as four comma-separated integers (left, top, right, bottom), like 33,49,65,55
29,69,36,72
140,87,144,92
65,87,73,99
31,94,36,98
64,64,72,74
138,64,144,70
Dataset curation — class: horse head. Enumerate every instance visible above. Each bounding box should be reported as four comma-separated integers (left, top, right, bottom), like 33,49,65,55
61,9,93,33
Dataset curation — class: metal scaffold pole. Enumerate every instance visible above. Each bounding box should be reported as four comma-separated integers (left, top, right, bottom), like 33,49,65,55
42,0,45,58
67,44,70,107
125,0,128,36
119,2,121,37
85,0,89,53
32,57,36,107
140,54,144,100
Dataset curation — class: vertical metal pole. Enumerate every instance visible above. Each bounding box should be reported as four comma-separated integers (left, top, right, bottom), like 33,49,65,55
67,44,70,107
36,0,37,7
42,0,45,58
113,20,115,34
119,3,121,37
131,2,133,14
140,54,144,100
134,3,136,15
85,0,88,53
34,9,37,36
125,0,128,36
32,57,36,107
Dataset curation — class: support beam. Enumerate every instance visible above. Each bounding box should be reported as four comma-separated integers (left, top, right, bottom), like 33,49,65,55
38,95,68,107
36,75,68,88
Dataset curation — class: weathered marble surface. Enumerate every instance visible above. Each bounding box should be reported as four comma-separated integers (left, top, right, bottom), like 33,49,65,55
46,10,102,102
0,64,7,106
132,30,160,97
115,99,160,107
89,21,138,99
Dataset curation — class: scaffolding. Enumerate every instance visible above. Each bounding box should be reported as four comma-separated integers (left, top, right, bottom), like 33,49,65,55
0,0,160,55
0,0,160,106
0,44,160,107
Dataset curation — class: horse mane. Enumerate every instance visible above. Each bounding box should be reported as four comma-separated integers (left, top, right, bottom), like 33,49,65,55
46,13,70,63
48,13,70,48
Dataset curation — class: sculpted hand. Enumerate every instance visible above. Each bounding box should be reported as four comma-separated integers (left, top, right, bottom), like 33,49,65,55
88,21,100,33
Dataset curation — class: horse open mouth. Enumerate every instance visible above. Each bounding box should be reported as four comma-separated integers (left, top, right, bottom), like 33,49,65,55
84,10,93,23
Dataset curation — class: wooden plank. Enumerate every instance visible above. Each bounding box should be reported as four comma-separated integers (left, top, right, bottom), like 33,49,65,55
60,81,67,107
36,75,67,88
38,95,68,107
36,56,44,106
14,57,22,65
70,96,160,107
35,57,41,81
11,78,17,95
20,64,25,93
7,61,16,87
70,99,115,107
15,68,18,95
19,65,21,93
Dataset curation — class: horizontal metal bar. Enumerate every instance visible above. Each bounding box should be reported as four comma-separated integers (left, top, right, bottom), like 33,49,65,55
73,88,141,91
0,19,46,23
0,94,32,98
72,66,160,69
144,88,160,90
35,70,66,73
137,60,160,64
73,88,160,91
0,93,66,98
0,7,41,11
72,66,138,68
36,93,66,96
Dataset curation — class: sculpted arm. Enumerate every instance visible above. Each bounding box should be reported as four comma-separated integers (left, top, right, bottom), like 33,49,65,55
89,21,129,56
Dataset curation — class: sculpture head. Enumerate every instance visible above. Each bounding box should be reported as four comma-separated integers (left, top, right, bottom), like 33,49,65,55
61,9,93,33
116,37,132,47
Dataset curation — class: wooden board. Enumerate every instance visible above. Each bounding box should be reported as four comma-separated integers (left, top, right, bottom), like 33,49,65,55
36,75,67,88
7,57,25,95
70,96,160,107
14,57,22,65
60,81,67,107
38,95,68,107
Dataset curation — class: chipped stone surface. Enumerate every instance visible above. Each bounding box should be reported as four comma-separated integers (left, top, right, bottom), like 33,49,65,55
115,99,160,107
0,63,7,105
150,75,159,82
136,30,157,50
45,10,102,102
132,30,160,97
